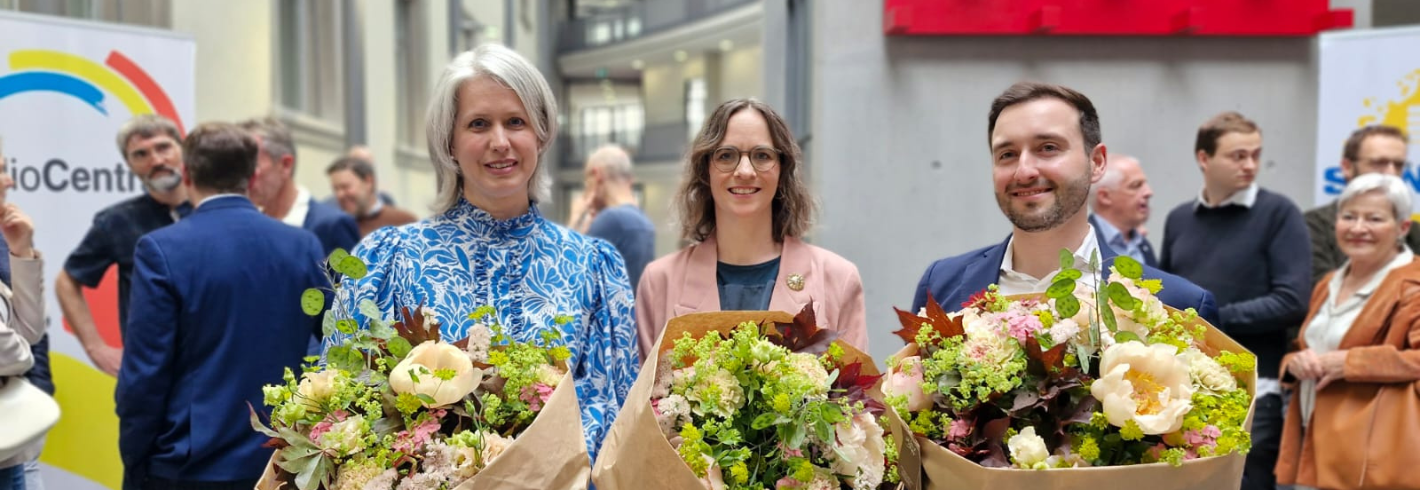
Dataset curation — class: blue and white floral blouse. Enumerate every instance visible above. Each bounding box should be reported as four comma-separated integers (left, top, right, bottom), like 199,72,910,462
329,198,639,462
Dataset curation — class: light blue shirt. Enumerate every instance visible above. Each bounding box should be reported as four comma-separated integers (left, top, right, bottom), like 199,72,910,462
1093,215,1149,265
329,198,638,462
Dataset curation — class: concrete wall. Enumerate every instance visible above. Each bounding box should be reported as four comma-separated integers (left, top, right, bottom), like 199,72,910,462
810,1,1322,361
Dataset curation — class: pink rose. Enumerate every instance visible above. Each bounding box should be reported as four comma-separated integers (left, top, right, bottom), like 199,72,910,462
882,356,931,411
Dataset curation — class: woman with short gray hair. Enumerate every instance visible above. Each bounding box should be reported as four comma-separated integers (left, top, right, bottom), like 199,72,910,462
330,44,637,463
1277,173,1420,489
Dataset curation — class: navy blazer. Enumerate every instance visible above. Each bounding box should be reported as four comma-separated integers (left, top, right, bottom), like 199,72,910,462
911,229,1219,326
303,197,359,256
116,196,326,482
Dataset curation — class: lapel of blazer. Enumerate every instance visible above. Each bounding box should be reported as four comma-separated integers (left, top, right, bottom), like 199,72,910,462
954,234,1011,304
674,235,721,317
769,237,813,314
1335,260,1420,349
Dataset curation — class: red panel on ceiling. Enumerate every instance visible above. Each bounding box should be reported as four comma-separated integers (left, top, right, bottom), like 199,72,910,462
883,0,1353,37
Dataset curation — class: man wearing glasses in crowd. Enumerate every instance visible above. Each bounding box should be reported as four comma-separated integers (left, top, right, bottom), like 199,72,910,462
1305,124,1416,286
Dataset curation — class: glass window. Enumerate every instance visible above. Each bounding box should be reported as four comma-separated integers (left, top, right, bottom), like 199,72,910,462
277,0,344,122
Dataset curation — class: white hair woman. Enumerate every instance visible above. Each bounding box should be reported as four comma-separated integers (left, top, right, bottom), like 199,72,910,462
0,136,47,490
330,44,637,463
1277,173,1420,489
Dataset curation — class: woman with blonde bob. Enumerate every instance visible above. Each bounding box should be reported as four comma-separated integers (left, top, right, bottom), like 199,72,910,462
634,98,866,359
1276,173,1420,489
331,44,638,461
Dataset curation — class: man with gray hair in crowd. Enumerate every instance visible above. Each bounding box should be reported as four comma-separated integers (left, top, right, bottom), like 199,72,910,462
57,114,192,378
570,144,655,288
238,117,358,255
1089,153,1157,267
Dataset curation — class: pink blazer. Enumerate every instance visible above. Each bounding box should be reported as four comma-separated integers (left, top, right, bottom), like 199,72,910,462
634,235,867,360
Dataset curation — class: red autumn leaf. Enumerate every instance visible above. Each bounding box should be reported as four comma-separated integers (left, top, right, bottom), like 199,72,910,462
1024,335,1069,376
891,293,967,344
767,301,840,354
392,304,442,345
830,360,886,414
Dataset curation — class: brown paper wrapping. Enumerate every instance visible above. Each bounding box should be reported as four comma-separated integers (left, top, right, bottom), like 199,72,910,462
255,369,589,490
591,310,880,490
889,301,1258,490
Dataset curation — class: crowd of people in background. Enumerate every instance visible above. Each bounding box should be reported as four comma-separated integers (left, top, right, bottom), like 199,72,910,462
0,42,1415,490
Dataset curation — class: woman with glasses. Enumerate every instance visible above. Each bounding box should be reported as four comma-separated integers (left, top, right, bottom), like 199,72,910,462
633,98,866,359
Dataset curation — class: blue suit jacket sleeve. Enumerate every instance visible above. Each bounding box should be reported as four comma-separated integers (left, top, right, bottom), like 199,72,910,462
1197,289,1220,327
318,213,360,255
115,235,178,470
911,261,936,313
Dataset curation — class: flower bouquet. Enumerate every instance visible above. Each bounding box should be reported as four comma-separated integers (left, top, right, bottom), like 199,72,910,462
883,254,1256,490
251,250,590,490
592,305,901,489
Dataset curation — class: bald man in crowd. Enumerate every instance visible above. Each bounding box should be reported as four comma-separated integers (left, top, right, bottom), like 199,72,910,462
1089,154,1157,266
570,145,655,288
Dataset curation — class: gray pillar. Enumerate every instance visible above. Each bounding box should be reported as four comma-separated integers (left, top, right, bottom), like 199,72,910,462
342,0,366,147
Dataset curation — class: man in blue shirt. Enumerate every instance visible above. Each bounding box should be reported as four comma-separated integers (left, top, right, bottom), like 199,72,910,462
1089,154,1157,267
571,145,656,289
239,118,358,255
117,123,326,490
57,115,193,377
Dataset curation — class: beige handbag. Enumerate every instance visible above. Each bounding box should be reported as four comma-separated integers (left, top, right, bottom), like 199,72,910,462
0,376,59,462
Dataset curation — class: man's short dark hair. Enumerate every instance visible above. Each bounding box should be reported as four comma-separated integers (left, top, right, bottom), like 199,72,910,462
326,156,375,181
1342,124,1408,162
988,82,1101,151
183,123,258,193
1194,111,1259,157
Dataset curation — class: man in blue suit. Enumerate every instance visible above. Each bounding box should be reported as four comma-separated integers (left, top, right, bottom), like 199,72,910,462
1088,154,1158,267
117,123,327,490
912,82,1218,325
239,117,359,255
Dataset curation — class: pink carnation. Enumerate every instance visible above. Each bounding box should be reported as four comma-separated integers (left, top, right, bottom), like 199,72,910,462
1003,311,1044,344
948,418,971,440
392,417,442,453
520,382,555,411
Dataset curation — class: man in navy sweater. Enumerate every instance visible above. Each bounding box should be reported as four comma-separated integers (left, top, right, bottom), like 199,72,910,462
1159,111,1310,490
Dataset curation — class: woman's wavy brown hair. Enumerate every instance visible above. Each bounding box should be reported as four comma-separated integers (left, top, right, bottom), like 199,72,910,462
675,98,815,243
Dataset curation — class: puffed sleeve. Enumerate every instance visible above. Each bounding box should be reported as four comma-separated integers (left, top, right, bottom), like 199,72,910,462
579,239,640,457
324,225,405,352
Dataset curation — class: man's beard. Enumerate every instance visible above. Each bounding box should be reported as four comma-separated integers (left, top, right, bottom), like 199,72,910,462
996,173,1091,232
144,167,182,193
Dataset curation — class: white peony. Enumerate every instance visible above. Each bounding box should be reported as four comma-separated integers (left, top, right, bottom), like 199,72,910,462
1091,341,1195,435
1181,348,1237,394
1007,426,1049,469
830,412,886,489
388,341,480,408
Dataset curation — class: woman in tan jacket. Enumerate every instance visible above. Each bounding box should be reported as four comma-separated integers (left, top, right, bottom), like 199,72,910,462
634,99,866,360
1277,174,1420,490
0,153,48,489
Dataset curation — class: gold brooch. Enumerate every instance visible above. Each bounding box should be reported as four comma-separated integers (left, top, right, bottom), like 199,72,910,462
787,273,805,291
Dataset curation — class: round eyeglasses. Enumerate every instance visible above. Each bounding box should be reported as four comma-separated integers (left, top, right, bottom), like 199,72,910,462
711,146,780,173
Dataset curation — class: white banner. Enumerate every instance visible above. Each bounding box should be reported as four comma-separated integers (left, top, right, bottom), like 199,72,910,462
1316,26,1420,209
0,11,194,490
